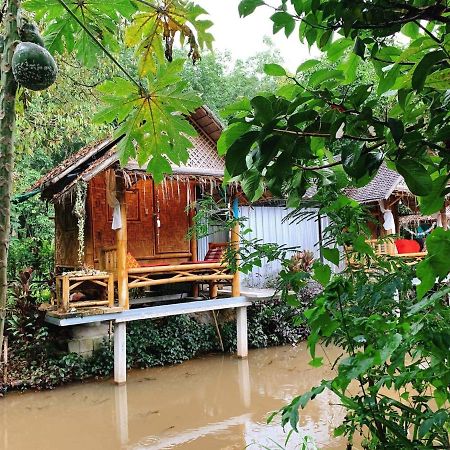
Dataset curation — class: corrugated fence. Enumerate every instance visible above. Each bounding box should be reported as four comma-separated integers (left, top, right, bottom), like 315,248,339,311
198,206,329,289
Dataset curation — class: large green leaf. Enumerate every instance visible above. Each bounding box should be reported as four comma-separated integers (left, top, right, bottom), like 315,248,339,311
396,159,433,196
238,0,264,17
412,51,446,92
94,60,202,181
25,0,136,65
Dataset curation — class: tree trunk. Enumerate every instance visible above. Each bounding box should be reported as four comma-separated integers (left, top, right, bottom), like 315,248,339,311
0,0,19,357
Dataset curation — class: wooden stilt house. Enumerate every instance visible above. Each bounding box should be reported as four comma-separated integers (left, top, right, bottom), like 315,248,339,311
29,107,241,314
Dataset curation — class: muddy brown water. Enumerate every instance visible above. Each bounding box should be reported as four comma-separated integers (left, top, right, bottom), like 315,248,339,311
0,344,349,450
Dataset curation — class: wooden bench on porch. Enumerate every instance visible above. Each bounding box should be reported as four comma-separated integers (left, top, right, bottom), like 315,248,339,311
99,242,237,306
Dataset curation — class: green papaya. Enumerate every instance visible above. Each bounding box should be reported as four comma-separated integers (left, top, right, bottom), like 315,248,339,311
12,42,58,91
19,22,45,48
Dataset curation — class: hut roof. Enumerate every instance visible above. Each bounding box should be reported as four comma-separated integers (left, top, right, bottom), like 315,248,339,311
29,106,225,202
345,164,404,204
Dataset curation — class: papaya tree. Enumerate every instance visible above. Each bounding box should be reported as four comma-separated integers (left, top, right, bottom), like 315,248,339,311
0,0,213,359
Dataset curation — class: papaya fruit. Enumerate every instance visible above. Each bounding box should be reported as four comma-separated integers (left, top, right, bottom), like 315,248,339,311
19,23,45,48
12,42,58,91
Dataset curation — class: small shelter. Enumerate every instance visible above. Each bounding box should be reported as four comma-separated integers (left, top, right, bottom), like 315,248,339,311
346,163,449,257
29,107,241,315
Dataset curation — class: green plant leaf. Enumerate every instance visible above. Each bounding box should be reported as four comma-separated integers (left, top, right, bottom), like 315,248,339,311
238,0,264,17
264,63,287,77
321,247,340,266
412,51,446,92
94,61,202,181
313,262,331,286
396,159,433,196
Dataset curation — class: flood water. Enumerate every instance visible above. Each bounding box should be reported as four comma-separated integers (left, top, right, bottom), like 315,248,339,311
0,344,349,450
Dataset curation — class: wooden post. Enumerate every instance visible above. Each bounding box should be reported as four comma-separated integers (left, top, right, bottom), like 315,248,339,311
114,321,127,384
440,206,448,231
382,199,396,256
189,203,199,298
231,198,241,297
116,174,129,309
61,276,70,312
108,273,115,308
236,306,248,358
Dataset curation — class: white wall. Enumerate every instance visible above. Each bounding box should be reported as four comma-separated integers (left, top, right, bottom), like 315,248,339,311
197,206,336,288
239,206,324,288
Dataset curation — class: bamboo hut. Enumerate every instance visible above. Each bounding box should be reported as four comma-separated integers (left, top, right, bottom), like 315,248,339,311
28,107,241,316
346,163,449,258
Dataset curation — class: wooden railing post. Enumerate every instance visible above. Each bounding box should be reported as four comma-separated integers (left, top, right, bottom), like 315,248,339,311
440,206,448,231
116,174,129,309
189,203,199,297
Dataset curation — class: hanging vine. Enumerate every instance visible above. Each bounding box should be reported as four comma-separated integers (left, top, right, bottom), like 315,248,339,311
73,181,87,267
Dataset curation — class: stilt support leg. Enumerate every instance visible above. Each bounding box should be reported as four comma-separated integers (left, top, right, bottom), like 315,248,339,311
114,322,127,384
236,306,248,358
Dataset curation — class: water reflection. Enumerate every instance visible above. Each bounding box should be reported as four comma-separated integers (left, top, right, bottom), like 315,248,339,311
0,345,347,449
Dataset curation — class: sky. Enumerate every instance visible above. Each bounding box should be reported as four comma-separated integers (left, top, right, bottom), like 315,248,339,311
195,0,318,71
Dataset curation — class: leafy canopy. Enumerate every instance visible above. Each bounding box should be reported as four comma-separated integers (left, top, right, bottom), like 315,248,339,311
23,0,213,181
224,0,450,216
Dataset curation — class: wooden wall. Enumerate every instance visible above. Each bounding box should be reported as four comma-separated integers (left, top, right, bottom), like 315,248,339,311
84,172,193,268
54,199,80,269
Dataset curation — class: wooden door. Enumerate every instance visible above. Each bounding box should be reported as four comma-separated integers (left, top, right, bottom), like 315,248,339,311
154,180,191,254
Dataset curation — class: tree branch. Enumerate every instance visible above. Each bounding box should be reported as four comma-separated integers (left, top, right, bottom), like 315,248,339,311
297,160,342,171
273,128,383,142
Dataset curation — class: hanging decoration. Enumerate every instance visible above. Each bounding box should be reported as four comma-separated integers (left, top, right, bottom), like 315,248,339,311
73,181,88,267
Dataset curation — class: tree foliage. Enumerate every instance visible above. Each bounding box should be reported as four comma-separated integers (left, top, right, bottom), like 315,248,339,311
222,0,450,297
215,1,450,447
23,0,213,180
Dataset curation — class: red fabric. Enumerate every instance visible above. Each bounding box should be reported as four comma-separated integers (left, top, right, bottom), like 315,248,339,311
204,247,224,261
395,239,421,254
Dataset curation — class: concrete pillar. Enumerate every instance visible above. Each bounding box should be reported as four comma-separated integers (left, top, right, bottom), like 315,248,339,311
236,306,248,358
114,322,127,384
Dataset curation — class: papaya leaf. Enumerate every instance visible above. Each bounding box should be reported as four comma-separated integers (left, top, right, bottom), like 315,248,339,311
94,60,202,181
124,1,213,75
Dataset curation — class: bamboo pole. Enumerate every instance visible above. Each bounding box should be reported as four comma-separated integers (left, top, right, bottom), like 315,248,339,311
0,0,20,361
108,273,115,307
129,274,234,289
128,262,225,274
189,203,199,297
231,198,241,297
440,206,448,230
116,174,129,309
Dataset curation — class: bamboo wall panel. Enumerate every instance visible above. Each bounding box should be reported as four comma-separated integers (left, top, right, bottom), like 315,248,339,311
54,200,79,268
89,174,156,264
155,180,190,254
